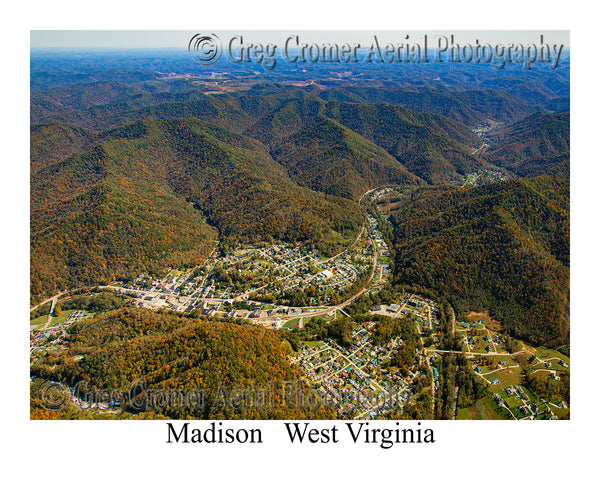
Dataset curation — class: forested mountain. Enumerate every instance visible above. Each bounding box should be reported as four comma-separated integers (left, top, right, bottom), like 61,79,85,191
32,79,542,132
324,101,480,148
30,97,72,122
484,112,570,179
160,118,363,247
244,97,489,186
30,77,569,314
31,308,334,419
30,138,218,300
321,102,489,184
318,86,539,126
270,116,423,199
30,118,364,301
33,94,257,133
388,177,569,346
244,97,325,144
31,81,147,111
30,123,97,173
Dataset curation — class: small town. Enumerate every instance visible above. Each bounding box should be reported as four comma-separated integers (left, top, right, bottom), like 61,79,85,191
29,187,570,420
87,210,390,329
291,326,414,419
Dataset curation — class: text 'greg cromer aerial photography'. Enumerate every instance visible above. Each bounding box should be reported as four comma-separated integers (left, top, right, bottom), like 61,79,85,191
30,30,570,422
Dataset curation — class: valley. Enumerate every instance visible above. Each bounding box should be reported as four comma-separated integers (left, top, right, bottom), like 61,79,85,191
29,47,570,421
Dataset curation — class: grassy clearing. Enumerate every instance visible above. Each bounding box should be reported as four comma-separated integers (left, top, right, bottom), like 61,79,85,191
466,311,491,323
457,408,474,420
486,368,523,392
475,397,506,420
283,317,301,329
302,340,324,349
532,346,570,363
48,309,75,327
30,315,47,326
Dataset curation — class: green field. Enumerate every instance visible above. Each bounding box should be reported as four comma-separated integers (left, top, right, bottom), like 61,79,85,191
30,315,48,327
302,340,325,349
485,367,523,392
457,408,472,420
283,317,301,329
475,397,507,420
48,309,75,327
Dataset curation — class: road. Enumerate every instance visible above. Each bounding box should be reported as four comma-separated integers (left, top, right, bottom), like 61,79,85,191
471,143,489,155
30,291,64,313
41,294,61,330
424,348,539,357
416,318,436,419
452,385,459,420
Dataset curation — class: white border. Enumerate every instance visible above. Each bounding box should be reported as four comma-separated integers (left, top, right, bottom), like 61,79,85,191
6,1,598,478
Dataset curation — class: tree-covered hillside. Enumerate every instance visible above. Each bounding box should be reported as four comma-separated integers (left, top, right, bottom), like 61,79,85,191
484,112,569,179
31,308,334,419
30,118,364,302
388,177,569,346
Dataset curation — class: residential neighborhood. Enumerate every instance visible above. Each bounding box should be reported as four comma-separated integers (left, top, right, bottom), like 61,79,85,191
101,212,389,329
30,186,570,421
291,322,417,419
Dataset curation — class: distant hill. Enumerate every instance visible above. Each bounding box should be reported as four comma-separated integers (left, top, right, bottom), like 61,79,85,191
270,116,423,199
32,81,552,186
318,87,539,126
321,102,490,184
484,112,569,179
30,97,71,122
544,96,570,113
32,80,540,133
31,81,147,111
388,177,569,346
30,123,97,173
34,94,257,133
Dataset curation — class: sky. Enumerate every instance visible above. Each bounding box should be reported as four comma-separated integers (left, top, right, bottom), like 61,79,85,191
31,30,570,50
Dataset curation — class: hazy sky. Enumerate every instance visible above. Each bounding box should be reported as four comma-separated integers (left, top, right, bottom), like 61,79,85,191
31,30,570,49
